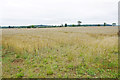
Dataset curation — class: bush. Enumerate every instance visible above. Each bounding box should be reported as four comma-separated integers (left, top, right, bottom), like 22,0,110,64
47,70,53,75
16,72,24,78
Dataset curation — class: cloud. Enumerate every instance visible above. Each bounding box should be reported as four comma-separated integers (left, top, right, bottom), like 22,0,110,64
0,0,119,26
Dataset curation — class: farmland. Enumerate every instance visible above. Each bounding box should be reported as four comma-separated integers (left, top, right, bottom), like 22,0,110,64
2,26,118,78
0,29,2,79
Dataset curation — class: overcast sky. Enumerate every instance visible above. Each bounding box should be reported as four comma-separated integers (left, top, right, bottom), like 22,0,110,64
0,0,119,26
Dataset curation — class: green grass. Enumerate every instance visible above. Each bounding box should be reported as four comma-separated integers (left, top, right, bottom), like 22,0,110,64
2,27,118,78
0,45,2,79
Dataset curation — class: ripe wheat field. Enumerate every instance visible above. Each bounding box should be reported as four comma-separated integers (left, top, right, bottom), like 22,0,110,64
1,26,118,78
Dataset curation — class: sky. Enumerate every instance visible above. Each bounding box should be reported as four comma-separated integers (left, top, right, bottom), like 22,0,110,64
0,0,119,26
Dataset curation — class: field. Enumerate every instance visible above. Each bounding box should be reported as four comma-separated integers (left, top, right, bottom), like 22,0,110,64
2,26,118,78
0,29,2,79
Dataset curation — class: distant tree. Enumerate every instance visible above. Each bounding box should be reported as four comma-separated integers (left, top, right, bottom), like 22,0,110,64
65,23,67,27
112,23,116,26
78,21,82,26
27,26,31,28
72,24,74,27
27,25,35,28
98,24,100,26
104,22,106,26
31,25,35,28
8,26,11,28
60,24,63,27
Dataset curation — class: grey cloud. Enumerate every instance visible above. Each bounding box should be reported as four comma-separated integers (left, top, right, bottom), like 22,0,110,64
0,0,119,26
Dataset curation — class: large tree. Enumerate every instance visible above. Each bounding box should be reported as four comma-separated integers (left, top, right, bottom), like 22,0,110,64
104,22,106,26
78,21,82,26
65,23,67,27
